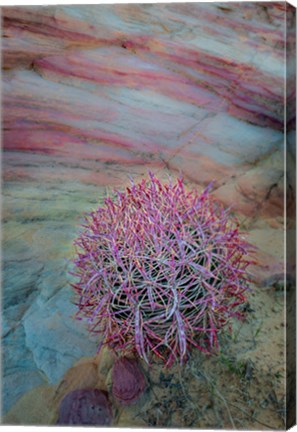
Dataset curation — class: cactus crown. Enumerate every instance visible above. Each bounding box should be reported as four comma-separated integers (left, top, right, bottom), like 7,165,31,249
72,173,252,367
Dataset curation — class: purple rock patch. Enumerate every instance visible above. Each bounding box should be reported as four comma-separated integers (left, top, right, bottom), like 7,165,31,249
57,389,112,425
112,357,146,405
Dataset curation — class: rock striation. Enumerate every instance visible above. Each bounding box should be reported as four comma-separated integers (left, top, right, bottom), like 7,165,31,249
2,2,292,417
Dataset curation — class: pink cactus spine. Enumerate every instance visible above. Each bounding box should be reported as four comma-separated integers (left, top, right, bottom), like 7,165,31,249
72,173,254,367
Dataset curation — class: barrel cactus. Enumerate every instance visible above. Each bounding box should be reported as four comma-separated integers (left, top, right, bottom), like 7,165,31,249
72,173,253,367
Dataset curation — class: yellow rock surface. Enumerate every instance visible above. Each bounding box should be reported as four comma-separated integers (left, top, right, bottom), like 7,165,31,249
3,385,58,425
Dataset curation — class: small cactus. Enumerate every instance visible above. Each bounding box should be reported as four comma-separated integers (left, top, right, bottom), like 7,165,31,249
72,173,253,367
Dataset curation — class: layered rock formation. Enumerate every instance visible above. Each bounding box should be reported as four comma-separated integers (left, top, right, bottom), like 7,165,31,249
2,2,294,424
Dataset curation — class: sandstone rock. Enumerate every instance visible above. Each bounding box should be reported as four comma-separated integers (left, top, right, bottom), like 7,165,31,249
54,362,99,403
2,370,47,416
3,259,44,308
2,324,48,413
37,259,68,302
22,287,99,384
95,345,117,378
116,407,147,427
1,2,289,428
3,385,58,425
